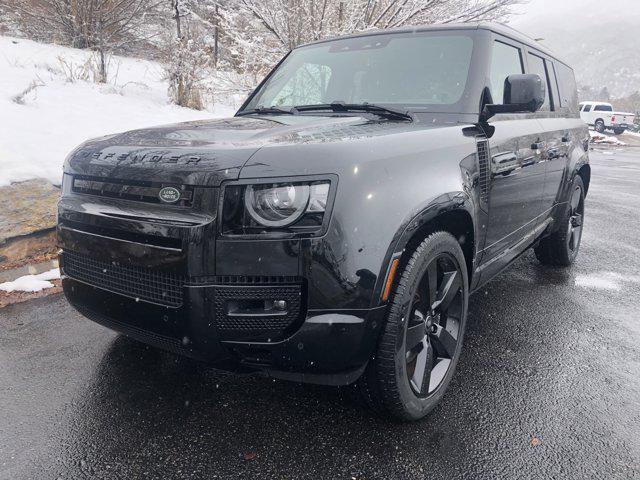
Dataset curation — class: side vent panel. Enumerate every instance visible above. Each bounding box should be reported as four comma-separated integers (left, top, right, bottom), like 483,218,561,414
476,138,490,204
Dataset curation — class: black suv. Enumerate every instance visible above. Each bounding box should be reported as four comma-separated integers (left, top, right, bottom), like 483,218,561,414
58,23,590,421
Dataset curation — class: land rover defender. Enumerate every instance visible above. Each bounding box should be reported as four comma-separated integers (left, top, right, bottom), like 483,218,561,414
58,23,590,421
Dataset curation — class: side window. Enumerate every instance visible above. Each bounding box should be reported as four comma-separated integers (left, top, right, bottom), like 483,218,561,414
594,105,613,112
583,104,592,112
555,63,578,110
527,53,552,111
489,41,523,104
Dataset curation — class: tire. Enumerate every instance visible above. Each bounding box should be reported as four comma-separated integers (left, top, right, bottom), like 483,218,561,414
594,120,606,133
357,232,469,421
613,128,625,135
535,176,585,267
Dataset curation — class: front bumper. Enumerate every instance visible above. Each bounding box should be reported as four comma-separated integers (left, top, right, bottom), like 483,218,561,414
61,271,385,385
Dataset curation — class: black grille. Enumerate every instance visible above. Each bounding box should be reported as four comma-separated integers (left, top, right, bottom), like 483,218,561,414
191,275,303,285
214,285,303,339
72,177,194,207
62,251,184,307
477,138,490,203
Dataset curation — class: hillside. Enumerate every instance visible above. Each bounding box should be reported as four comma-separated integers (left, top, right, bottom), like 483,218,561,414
0,36,234,187
513,5,640,99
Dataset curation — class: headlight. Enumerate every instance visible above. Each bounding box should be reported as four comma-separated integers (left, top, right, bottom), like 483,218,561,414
245,183,311,227
221,178,334,237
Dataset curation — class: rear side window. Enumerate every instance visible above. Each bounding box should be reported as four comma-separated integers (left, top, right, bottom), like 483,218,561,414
594,105,613,112
555,62,578,110
527,53,552,111
490,41,523,104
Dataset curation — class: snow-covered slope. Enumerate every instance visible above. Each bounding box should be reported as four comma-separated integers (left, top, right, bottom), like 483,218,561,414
512,1,640,98
0,36,235,186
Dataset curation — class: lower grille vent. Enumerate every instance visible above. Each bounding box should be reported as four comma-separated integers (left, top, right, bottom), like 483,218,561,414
62,251,184,307
214,285,304,340
191,275,303,285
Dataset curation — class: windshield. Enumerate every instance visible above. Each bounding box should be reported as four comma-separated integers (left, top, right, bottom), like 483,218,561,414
243,32,475,112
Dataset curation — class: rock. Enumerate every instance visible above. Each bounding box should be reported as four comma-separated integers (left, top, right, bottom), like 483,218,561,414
0,179,59,269
0,179,59,242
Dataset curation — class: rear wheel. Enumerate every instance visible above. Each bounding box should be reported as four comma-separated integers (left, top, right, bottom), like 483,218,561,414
613,128,625,135
594,120,606,133
358,232,468,421
535,176,585,266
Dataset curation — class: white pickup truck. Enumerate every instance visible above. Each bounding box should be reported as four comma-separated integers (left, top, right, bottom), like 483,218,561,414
579,101,636,135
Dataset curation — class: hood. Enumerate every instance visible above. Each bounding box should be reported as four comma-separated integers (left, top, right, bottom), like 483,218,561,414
64,115,424,186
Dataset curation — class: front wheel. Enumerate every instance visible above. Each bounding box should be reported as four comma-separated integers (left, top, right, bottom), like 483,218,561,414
358,232,468,421
613,128,626,135
535,176,585,266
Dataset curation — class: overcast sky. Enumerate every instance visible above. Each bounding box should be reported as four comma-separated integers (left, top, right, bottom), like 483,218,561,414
510,0,640,31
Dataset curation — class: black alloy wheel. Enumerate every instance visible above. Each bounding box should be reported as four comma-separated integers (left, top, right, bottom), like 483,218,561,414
404,253,464,397
358,231,469,421
566,183,584,258
535,175,585,266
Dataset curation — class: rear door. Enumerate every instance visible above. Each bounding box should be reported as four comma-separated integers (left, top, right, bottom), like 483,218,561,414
530,56,583,221
481,37,547,266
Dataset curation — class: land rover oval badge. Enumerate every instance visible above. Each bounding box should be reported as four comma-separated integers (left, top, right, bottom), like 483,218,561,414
159,186,181,203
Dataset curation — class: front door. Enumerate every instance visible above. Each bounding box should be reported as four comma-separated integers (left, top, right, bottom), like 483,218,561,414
483,119,547,261
480,38,547,268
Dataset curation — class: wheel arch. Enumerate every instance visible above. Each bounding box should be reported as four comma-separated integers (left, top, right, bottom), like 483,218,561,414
577,163,591,196
375,194,476,308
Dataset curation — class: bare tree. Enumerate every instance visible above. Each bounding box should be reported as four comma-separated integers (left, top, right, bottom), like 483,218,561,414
162,0,222,109
222,0,525,84
2,0,163,81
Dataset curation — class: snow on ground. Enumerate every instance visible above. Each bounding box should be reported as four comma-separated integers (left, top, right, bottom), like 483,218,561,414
0,268,60,293
589,130,627,146
575,272,640,292
0,36,236,186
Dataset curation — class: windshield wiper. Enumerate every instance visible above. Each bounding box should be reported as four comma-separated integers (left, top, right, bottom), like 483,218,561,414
294,101,413,121
237,105,298,116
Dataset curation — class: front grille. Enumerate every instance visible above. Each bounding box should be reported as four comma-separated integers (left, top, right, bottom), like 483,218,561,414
62,251,184,307
214,285,303,340
72,177,194,207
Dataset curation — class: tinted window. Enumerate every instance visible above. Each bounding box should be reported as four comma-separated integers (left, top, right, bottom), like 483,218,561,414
594,105,613,112
555,62,578,110
245,33,475,110
490,41,523,104
583,104,592,112
527,53,551,111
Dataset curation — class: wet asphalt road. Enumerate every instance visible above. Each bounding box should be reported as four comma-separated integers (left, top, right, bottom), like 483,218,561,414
2,149,640,480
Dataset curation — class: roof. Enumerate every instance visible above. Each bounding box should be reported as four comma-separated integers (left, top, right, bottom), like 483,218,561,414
299,22,570,68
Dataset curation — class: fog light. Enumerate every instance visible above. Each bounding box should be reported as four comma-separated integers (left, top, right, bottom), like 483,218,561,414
272,300,287,311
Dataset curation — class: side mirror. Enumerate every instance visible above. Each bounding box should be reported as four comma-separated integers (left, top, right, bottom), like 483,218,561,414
482,74,546,121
